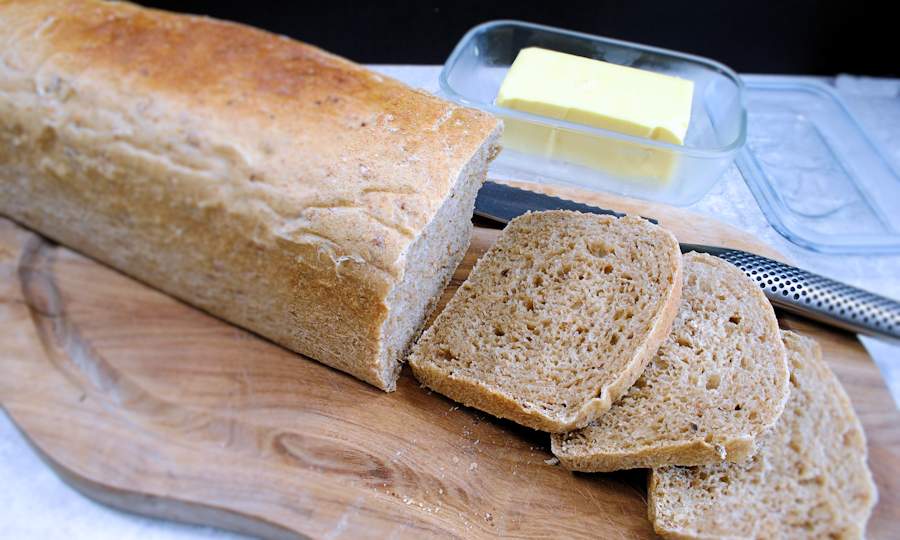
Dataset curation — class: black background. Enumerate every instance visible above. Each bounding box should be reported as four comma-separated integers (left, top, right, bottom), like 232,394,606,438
139,1,894,77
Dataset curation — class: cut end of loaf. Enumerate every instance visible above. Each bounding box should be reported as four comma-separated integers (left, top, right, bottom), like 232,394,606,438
552,252,790,471
409,210,683,432
372,130,503,391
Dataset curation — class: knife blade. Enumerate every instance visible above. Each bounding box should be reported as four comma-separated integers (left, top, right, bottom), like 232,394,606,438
475,181,900,344
474,181,657,224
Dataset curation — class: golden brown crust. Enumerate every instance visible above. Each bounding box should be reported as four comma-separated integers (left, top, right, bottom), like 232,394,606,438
557,437,754,473
0,0,501,390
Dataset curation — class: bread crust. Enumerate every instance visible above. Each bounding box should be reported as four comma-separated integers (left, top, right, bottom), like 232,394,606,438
0,0,501,390
558,436,755,472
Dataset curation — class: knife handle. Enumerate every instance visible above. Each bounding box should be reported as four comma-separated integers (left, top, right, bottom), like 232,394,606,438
703,248,900,343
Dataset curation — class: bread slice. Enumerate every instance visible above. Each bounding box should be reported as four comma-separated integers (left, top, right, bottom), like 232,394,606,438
649,331,878,539
552,252,789,470
408,211,683,433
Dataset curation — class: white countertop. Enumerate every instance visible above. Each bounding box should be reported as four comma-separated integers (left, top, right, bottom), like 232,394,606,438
2,66,899,539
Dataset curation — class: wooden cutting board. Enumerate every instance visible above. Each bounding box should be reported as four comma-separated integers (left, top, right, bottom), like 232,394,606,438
1,181,898,539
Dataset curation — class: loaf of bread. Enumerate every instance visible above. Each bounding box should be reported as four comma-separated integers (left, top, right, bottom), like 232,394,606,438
649,331,877,539
0,0,501,391
409,211,683,433
552,252,789,471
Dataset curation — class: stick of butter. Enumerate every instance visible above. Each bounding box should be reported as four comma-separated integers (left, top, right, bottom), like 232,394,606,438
495,47,694,182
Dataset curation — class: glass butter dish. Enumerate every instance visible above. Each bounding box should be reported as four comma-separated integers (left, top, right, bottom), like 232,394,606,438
440,20,747,206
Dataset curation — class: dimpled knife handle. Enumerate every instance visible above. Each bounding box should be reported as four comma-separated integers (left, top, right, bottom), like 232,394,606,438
686,245,900,343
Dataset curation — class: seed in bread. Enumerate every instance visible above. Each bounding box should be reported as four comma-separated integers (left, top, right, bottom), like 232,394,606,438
648,331,878,539
409,211,683,433
552,252,789,470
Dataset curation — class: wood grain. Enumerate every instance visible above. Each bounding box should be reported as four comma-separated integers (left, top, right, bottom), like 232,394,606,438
1,182,897,539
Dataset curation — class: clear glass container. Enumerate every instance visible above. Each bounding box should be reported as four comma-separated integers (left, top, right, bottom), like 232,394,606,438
738,77,900,254
439,20,747,206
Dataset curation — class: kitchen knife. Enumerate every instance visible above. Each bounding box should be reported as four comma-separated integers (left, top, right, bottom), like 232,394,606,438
475,181,900,343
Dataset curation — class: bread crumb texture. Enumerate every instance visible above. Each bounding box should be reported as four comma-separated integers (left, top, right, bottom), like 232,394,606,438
649,331,877,539
552,252,789,470
409,211,682,433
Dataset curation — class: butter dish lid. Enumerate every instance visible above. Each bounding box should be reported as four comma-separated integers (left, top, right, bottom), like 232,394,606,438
738,77,900,254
